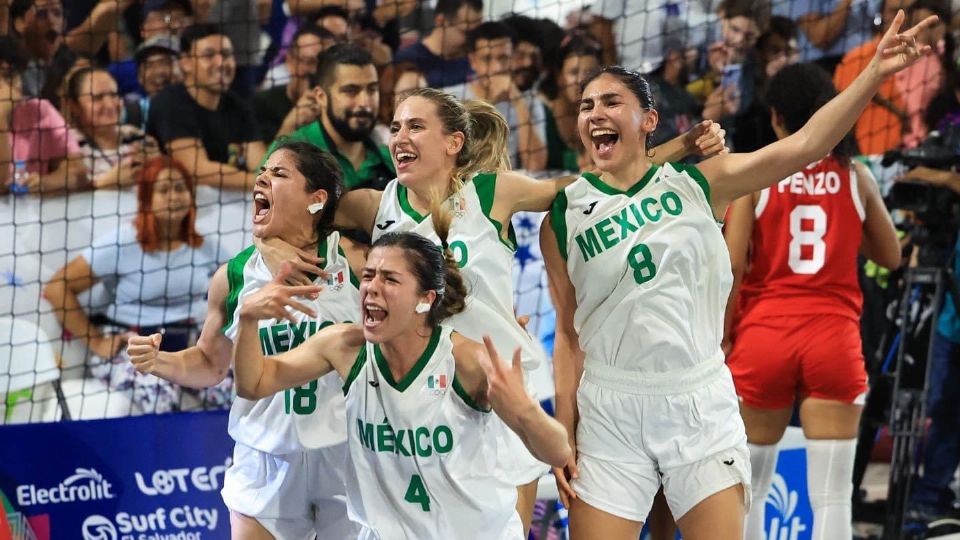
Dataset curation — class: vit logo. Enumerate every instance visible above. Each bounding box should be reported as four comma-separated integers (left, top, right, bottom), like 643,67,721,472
18,468,115,506
82,515,118,540
135,460,230,496
766,474,808,540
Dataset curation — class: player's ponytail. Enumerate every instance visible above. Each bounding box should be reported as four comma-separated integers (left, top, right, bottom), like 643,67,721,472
460,99,510,179
429,199,468,326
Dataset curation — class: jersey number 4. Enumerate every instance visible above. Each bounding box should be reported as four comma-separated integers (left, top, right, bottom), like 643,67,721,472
404,474,431,511
788,205,827,274
283,380,318,415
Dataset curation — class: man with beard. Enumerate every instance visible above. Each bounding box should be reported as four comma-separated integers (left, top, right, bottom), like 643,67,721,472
501,14,545,95
266,43,394,193
254,27,331,143
9,0,130,106
147,23,265,190
444,21,547,172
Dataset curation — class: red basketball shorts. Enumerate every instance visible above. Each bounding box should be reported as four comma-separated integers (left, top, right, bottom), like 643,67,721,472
726,313,868,409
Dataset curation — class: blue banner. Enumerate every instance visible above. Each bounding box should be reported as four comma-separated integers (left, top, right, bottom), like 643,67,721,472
0,411,233,540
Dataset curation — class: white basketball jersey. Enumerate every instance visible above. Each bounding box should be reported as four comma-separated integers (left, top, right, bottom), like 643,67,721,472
343,325,523,540
222,232,360,454
550,165,732,373
371,174,544,370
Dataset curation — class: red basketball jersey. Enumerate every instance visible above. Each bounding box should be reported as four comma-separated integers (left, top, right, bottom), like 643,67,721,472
738,156,866,323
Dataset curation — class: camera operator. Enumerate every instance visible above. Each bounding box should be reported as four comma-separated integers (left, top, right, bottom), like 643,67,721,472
902,164,960,522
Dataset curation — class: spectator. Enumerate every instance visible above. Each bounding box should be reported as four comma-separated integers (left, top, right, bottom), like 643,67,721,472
540,34,602,171
731,16,800,152
123,35,180,132
0,36,83,193
42,156,231,414
261,26,338,89
107,0,192,97
310,5,351,43
10,0,130,106
833,0,912,155
648,45,701,147
377,61,425,138
254,27,329,142
896,0,949,147
701,0,765,126
772,0,882,74
267,43,393,192
444,21,547,172
393,0,482,88
147,23,264,190
194,0,262,98
502,14,545,93
61,66,160,190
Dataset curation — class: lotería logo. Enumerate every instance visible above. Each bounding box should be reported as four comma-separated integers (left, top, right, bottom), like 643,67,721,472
134,460,230,496
766,474,808,540
82,515,118,540
17,468,115,506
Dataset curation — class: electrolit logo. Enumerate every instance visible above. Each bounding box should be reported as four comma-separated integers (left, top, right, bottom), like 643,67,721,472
766,474,809,540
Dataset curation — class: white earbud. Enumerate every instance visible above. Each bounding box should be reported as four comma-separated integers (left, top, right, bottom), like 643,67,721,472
414,302,431,314
307,202,325,214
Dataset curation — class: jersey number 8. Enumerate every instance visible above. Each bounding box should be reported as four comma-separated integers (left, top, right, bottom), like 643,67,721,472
788,205,827,274
628,244,657,285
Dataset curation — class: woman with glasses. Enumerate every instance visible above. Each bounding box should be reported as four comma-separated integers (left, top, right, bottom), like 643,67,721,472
61,65,160,189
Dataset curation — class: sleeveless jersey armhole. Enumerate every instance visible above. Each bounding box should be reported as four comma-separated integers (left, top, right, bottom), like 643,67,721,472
452,376,491,412
473,172,518,251
849,163,867,222
342,345,368,395
221,245,256,333
549,190,570,260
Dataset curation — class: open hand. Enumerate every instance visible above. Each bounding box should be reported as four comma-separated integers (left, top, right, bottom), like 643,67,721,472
239,262,323,323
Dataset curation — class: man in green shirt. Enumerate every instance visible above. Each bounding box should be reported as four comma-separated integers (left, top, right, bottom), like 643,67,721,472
266,43,394,191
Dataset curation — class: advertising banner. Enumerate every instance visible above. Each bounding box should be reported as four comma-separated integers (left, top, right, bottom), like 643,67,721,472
0,411,233,540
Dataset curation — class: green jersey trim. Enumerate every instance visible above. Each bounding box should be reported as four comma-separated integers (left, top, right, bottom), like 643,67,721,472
342,344,368,395
452,376,490,412
397,184,428,224
337,243,361,289
473,172,517,251
374,325,442,392
549,191,569,260
672,163,712,206
221,245,257,333
581,165,659,197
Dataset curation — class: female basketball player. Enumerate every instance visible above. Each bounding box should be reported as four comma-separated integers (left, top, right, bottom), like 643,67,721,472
126,141,364,540
540,11,935,539
725,63,901,540
262,87,727,533
232,228,572,540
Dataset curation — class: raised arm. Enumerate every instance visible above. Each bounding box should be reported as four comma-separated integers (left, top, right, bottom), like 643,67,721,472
453,334,572,468
127,265,234,388
232,267,363,398
540,214,585,506
698,11,939,213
